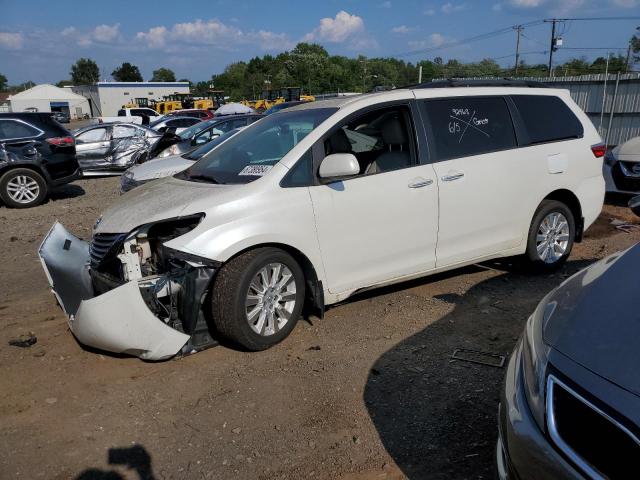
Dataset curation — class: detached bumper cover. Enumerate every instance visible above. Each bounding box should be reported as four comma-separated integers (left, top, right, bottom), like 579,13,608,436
38,222,190,361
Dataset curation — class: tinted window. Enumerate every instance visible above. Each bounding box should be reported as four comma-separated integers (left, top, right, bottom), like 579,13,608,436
168,118,199,128
423,97,516,161
0,119,41,140
76,127,108,143
117,109,125,117
282,149,313,187
512,95,583,144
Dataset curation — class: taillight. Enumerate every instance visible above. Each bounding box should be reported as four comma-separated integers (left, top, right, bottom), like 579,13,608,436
591,143,606,158
46,136,75,146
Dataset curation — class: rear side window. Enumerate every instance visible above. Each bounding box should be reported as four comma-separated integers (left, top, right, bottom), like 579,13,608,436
117,109,126,117
77,127,108,143
0,119,41,140
511,95,583,144
423,97,516,161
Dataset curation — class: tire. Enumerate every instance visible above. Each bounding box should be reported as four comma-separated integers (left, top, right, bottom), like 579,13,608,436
0,168,48,208
211,247,305,351
523,200,575,272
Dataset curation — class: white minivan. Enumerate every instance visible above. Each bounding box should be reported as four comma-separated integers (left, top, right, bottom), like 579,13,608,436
39,81,605,360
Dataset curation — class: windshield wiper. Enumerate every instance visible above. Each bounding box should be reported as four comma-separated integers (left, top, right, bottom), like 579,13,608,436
186,173,219,184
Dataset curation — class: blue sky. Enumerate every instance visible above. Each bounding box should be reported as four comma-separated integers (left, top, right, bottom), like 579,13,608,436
1,0,639,84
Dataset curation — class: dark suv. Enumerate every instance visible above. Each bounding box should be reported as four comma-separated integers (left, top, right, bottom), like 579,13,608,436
0,112,80,208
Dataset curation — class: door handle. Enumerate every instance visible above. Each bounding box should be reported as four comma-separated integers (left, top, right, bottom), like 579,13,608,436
441,172,465,182
408,178,433,188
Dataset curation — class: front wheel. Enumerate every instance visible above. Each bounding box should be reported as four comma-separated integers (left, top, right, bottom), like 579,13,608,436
0,168,48,208
211,247,305,351
523,200,575,272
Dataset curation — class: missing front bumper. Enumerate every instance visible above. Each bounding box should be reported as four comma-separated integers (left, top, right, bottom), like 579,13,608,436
38,222,213,361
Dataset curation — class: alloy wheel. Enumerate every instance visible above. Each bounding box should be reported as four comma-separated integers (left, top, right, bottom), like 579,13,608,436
245,263,297,336
536,212,570,264
6,175,40,204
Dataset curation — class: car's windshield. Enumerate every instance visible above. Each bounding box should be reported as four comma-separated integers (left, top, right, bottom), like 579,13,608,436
178,119,217,140
178,107,336,185
183,128,241,160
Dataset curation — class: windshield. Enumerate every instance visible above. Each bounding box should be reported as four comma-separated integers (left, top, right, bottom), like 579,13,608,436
183,128,241,160
178,119,217,140
178,107,336,185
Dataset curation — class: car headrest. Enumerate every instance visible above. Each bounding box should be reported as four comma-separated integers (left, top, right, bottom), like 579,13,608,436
327,128,352,154
382,116,407,146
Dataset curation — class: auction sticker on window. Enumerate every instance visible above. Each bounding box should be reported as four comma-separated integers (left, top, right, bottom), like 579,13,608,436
238,165,273,176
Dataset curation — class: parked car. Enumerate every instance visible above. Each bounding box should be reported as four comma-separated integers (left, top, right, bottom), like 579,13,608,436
39,81,604,360
165,109,215,121
262,100,310,116
155,114,261,158
51,111,70,123
497,244,640,479
98,107,160,126
0,112,79,208
149,116,202,135
74,123,181,176
603,135,640,194
120,128,244,193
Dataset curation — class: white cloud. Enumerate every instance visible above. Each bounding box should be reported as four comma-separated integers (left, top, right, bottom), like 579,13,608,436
424,8,436,15
60,24,121,47
392,25,413,34
0,32,24,49
136,19,293,51
304,11,365,43
303,11,376,49
409,33,449,49
441,2,466,13
611,0,639,6
92,24,120,43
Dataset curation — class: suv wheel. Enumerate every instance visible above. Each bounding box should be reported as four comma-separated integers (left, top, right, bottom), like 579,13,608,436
524,200,575,271
211,247,305,351
0,168,48,208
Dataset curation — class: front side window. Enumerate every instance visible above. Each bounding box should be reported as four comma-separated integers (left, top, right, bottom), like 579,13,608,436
423,97,516,161
178,107,336,185
321,105,417,176
512,95,583,145
178,119,216,140
76,127,108,143
113,125,138,139
0,120,40,140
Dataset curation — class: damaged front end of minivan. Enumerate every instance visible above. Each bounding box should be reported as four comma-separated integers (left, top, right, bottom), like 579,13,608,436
38,214,219,360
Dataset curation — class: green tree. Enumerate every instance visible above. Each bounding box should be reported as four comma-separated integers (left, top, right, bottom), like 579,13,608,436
0,73,7,91
631,26,640,65
111,62,143,82
56,79,73,88
151,67,176,82
70,58,100,85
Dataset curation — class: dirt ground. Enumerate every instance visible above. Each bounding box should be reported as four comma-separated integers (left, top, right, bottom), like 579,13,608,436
0,179,639,480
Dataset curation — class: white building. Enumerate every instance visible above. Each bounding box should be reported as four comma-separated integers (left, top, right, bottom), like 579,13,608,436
8,84,91,119
72,82,190,117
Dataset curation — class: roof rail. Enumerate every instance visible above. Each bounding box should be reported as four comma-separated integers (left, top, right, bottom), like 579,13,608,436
410,78,548,89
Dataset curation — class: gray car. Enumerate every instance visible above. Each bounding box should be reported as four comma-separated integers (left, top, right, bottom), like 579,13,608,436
74,123,166,176
498,244,640,479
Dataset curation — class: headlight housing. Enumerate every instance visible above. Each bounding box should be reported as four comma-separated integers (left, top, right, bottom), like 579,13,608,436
521,293,557,432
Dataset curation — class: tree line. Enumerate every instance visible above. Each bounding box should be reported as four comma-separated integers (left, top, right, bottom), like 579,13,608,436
1,29,639,98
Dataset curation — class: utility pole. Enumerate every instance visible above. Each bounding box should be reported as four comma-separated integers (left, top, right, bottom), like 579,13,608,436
547,19,557,76
514,25,523,75
625,42,632,73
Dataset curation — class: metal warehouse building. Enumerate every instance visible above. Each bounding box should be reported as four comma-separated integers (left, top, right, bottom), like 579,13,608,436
8,84,91,119
72,81,190,117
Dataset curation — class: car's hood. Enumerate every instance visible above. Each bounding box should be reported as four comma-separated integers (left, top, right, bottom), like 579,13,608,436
95,176,238,234
129,155,194,182
543,243,640,397
612,136,640,163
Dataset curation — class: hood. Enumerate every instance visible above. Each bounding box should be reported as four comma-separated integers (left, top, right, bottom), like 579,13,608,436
95,176,237,234
613,136,640,163
129,155,194,182
543,243,640,397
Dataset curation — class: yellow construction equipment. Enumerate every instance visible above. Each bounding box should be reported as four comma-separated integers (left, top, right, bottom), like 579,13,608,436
240,87,314,112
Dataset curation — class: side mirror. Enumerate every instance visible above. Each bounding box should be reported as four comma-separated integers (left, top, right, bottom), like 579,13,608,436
319,153,360,179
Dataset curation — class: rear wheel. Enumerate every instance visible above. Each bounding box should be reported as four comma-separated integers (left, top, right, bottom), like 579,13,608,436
211,247,305,351
523,200,575,271
0,168,48,208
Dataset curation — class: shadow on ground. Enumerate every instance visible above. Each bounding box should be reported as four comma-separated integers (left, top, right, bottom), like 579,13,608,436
49,183,86,201
75,444,156,480
363,258,593,480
